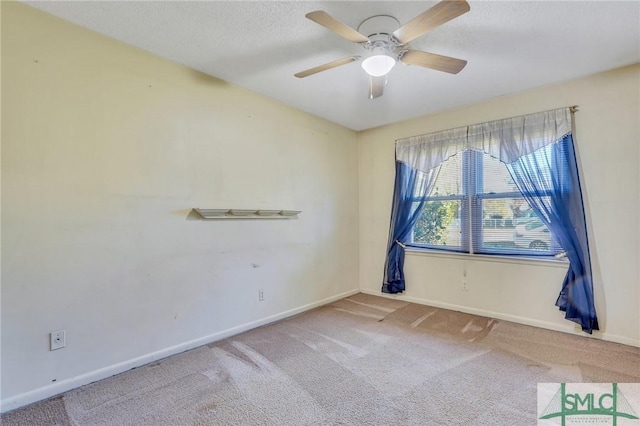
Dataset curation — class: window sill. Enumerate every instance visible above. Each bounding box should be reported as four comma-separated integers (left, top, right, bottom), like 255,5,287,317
404,247,570,269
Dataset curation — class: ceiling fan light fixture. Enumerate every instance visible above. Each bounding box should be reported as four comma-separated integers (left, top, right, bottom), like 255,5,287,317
296,1,470,98
361,54,396,77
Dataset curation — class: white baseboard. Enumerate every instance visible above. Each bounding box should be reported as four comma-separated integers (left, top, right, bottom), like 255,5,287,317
0,288,359,414
359,289,640,348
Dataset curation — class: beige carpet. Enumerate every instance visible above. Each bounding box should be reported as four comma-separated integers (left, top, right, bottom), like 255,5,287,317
3,293,639,425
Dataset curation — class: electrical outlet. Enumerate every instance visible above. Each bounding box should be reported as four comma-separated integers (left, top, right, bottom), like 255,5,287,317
258,289,265,301
50,330,66,351
462,280,469,291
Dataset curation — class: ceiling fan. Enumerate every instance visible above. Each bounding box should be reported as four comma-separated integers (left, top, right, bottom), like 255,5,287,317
294,0,470,99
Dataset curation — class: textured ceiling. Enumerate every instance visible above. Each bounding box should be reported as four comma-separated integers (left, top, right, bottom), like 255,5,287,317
23,1,640,131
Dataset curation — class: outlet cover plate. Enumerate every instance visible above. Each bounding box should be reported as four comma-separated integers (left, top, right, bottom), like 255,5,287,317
51,330,66,350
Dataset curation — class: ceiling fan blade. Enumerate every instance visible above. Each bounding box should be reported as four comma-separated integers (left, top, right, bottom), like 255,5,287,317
400,50,467,74
294,56,360,78
392,0,470,44
306,11,370,43
368,76,386,99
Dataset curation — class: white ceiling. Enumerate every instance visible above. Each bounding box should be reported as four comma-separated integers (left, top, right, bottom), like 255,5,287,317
23,1,640,131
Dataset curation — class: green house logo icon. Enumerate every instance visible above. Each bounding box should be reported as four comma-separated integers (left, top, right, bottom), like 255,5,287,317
540,383,639,425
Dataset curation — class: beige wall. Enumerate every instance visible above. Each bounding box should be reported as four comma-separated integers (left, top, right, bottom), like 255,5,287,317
359,64,640,347
1,3,359,409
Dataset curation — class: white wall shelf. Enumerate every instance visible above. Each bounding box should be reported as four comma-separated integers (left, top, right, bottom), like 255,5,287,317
192,208,301,219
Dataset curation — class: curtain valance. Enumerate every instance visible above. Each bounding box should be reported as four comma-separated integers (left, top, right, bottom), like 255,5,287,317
396,107,572,171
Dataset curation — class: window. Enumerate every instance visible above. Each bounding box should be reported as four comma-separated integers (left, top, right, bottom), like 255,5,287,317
410,149,563,256
386,108,597,332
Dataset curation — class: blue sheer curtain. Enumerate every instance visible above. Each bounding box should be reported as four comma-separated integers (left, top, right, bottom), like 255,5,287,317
382,160,439,293
506,134,598,333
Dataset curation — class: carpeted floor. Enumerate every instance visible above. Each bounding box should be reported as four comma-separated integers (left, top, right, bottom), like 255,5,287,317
3,293,639,425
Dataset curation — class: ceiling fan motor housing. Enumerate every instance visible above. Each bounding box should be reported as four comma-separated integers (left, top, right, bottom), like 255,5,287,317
358,15,406,60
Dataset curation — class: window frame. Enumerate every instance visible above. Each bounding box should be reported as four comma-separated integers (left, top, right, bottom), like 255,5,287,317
408,149,564,258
